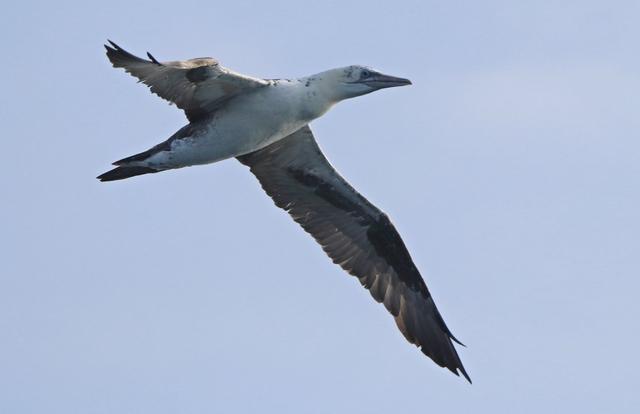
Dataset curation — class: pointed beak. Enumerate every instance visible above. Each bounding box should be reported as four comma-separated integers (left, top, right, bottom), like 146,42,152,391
363,73,412,89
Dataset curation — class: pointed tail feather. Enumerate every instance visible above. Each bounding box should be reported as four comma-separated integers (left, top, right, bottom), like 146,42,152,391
97,166,159,182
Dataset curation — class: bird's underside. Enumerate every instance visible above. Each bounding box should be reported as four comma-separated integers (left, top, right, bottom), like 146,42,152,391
100,41,470,382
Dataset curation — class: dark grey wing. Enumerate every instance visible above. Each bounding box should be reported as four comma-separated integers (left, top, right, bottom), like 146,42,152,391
238,126,470,382
105,41,268,122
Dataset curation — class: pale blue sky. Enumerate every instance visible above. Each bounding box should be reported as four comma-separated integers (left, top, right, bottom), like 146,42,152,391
1,1,639,412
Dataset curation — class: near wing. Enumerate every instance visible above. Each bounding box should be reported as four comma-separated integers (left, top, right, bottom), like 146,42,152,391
238,126,470,382
104,40,268,122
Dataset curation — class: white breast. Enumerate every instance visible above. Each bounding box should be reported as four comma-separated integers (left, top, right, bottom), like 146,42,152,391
150,80,333,169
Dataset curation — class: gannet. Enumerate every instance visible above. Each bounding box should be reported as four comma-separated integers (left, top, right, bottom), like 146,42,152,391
98,41,470,382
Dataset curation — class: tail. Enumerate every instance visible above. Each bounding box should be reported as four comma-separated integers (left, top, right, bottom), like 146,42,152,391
97,166,160,182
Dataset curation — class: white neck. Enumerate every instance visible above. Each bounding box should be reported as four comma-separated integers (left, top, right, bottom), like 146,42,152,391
293,74,339,121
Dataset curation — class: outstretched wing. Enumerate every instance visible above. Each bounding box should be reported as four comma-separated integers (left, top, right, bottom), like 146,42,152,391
105,40,268,122
238,126,470,382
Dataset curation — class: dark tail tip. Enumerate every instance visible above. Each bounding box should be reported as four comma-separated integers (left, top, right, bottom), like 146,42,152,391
97,166,159,182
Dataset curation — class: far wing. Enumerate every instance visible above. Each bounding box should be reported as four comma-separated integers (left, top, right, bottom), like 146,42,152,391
105,41,268,121
238,126,470,382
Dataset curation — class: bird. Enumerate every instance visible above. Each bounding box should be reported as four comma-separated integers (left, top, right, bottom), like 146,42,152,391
99,40,470,382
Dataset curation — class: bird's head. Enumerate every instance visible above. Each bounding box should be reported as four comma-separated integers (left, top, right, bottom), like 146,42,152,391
312,65,412,102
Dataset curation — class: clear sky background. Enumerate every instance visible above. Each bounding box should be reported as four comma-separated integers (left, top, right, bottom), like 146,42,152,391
1,0,638,412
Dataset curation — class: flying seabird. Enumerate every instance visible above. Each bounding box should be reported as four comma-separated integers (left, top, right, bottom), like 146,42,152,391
99,41,470,382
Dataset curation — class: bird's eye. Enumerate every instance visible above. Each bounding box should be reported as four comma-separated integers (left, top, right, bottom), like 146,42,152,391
361,70,370,78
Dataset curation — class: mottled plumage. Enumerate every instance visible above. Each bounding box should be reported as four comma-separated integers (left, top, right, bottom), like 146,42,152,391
99,41,469,382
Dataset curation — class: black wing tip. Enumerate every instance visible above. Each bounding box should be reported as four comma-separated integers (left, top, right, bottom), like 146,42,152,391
104,39,122,53
445,338,471,383
146,51,161,65
423,345,471,384
104,40,153,66
445,332,470,382
104,39,162,65
454,365,472,384
450,334,466,347
104,40,115,52
419,331,470,383
104,39,126,63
